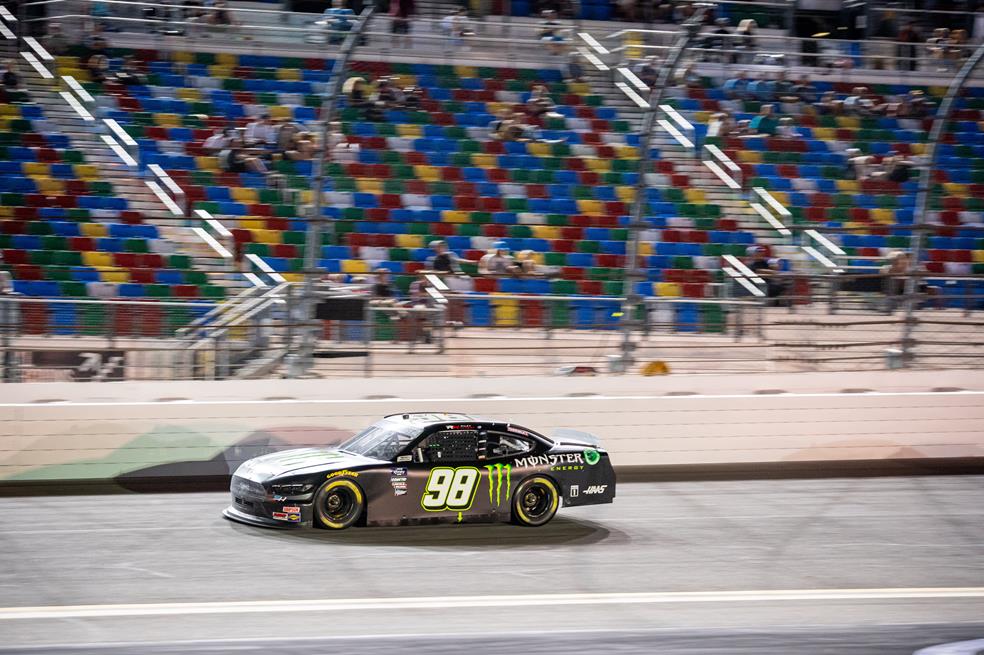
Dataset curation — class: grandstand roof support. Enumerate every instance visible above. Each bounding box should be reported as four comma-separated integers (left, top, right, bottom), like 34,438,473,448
288,7,375,378
618,6,712,372
901,41,984,366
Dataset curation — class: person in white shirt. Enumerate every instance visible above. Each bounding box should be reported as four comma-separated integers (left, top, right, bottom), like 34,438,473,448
245,113,275,146
203,128,233,153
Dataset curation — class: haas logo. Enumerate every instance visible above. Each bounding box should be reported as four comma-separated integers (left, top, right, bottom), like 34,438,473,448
584,485,608,495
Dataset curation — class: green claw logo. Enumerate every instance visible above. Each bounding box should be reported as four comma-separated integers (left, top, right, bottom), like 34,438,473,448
484,463,511,506
584,449,601,466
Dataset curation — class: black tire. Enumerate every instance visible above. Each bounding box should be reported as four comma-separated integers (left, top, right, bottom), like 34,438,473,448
313,478,365,530
511,476,559,527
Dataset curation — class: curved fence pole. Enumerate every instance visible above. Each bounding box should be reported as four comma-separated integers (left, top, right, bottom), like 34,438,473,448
618,6,711,372
289,7,376,378
900,42,984,366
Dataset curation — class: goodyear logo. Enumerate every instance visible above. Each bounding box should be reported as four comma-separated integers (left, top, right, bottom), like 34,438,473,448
327,469,360,479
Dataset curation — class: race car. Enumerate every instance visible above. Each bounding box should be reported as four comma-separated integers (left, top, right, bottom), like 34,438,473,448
223,412,616,529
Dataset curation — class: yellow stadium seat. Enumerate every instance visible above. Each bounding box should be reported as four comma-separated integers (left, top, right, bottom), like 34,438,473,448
195,156,219,172
176,88,201,101
253,229,282,245
639,242,653,256
208,65,233,78
413,165,440,181
770,191,789,205
73,164,99,179
356,179,382,193
154,113,181,127
341,259,370,274
568,82,590,95
585,158,611,172
80,223,107,238
684,188,706,203
173,51,194,64
239,218,264,230
577,199,604,215
656,282,682,297
269,105,292,120
454,66,477,78
230,187,258,203
614,145,638,159
216,52,238,66
0,105,18,118
276,68,301,81
441,210,469,223
910,143,927,156
836,116,860,128
491,296,520,326
62,67,90,82
812,127,835,140
972,250,984,263
943,182,968,196
928,85,947,97
281,273,304,283
397,124,422,138
737,151,762,164
870,208,893,224
22,162,50,177
694,110,711,125
35,178,64,194
99,269,129,284
470,153,496,168
836,180,859,193
396,234,424,248
527,142,551,157
486,102,510,116
0,207,13,218
616,186,635,202
298,190,313,204
81,251,112,267
532,252,545,265
531,225,559,239
55,56,79,69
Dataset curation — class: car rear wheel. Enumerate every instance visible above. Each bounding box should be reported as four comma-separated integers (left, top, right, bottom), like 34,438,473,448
313,479,365,529
512,476,559,527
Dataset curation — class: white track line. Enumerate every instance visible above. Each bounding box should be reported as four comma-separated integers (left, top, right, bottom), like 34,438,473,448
2,588,984,620
914,639,984,654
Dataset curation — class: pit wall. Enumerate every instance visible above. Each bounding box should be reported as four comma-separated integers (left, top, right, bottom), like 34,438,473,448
1,370,982,482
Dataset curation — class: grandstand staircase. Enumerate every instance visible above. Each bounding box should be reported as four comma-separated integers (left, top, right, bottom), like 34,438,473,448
583,67,800,262
19,67,251,294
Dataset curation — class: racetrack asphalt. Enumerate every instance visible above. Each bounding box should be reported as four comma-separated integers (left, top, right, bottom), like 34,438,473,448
0,476,982,654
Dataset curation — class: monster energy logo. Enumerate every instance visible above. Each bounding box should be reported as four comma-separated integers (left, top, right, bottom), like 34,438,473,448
484,463,511,506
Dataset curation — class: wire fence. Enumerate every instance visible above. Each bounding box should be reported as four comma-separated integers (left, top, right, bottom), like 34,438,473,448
2,272,982,381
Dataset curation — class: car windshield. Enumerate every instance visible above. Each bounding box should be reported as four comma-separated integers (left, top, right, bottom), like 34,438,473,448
338,422,421,461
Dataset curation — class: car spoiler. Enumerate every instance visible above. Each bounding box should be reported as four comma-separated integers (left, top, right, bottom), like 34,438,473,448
548,428,603,448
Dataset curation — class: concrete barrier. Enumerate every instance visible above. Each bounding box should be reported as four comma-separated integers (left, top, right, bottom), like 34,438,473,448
1,371,983,483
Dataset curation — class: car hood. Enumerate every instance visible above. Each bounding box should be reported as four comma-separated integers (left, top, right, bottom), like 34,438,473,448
234,447,382,482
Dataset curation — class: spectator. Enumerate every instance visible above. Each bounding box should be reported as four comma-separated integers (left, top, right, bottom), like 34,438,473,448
791,75,817,104
707,17,733,61
526,84,557,118
735,18,757,62
879,251,941,310
42,23,69,56
746,246,787,302
343,76,370,107
85,52,110,84
775,116,800,139
441,8,473,49
372,268,394,298
321,1,354,43
816,90,841,115
907,89,933,118
218,137,268,174
948,28,968,65
402,85,424,110
208,0,235,27
373,77,404,108
773,71,795,102
488,109,512,140
844,147,877,181
203,127,234,153
873,152,916,184
2,61,20,89
897,21,920,72
113,56,145,86
514,250,540,276
538,10,567,55
563,49,584,83
617,0,637,21
245,113,275,146
478,241,514,275
926,27,951,71
676,64,700,88
722,71,748,100
749,104,777,136
390,0,414,50
426,240,464,273
634,55,660,88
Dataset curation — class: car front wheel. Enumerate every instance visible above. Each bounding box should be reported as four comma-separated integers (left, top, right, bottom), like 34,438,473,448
512,476,559,527
313,479,365,529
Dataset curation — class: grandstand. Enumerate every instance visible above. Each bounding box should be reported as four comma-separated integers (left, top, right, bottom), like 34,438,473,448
1,0,984,379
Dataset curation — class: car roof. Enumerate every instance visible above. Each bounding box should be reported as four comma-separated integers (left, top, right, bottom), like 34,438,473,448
381,412,486,428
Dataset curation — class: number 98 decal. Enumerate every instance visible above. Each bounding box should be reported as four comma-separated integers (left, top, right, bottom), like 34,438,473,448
421,467,480,512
